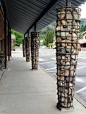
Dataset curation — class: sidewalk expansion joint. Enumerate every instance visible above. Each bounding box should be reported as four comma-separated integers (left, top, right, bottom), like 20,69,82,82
0,91,55,95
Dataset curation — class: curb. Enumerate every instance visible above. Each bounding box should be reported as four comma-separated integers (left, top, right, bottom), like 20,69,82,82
39,64,86,108
39,64,56,81
74,93,86,108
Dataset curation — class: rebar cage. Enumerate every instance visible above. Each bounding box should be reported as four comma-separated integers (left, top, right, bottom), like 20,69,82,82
26,37,31,62
31,32,39,70
0,55,5,70
23,38,26,57
56,7,81,110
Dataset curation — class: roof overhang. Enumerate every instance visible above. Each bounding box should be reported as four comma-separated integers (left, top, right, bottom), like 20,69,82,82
3,0,86,34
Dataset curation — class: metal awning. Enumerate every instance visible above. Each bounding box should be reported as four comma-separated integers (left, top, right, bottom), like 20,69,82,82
5,0,86,34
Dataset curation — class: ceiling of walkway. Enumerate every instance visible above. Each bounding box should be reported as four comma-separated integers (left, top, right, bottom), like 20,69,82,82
5,0,86,34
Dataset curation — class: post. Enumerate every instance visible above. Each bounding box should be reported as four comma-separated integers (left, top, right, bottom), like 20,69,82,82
31,32,39,70
56,0,81,110
4,7,7,69
23,35,26,57
31,24,39,70
1,40,3,51
22,40,24,57
8,23,10,61
26,32,31,62
9,27,11,57
66,0,72,6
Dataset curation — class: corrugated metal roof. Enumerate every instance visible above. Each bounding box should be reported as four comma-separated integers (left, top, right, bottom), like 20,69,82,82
5,0,86,34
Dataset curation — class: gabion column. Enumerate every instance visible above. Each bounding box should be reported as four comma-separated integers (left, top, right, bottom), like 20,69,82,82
22,40,24,57
31,32,39,70
22,40,25,57
26,37,31,62
23,38,26,57
0,55,5,70
56,7,81,110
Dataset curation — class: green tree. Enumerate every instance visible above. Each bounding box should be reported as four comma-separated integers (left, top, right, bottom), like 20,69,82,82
11,29,24,46
43,39,46,46
39,23,55,40
80,24,85,32
46,31,54,47
84,25,86,31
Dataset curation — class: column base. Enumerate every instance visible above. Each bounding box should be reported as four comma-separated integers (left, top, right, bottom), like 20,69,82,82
32,69,38,70
32,66,38,70
26,59,30,62
8,56,10,61
56,103,74,111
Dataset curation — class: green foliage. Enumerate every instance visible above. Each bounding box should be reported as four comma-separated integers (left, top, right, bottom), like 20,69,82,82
80,24,86,33
80,24,84,32
11,29,24,46
42,39,46,46
39,22,55,40
39,27,51,39
46,31,54,46
39,22,55,47
48,43,53,48
79,33,83,39
0,51,4,55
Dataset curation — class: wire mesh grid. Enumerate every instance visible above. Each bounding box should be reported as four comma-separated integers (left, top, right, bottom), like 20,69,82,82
23,38,26,57
56,7,81,110
0,55,5,70
31,32,39,70
26,37,31,62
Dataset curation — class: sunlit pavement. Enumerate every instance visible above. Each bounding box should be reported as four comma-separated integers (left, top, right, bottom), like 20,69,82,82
39,48,86,102
12,46,23,58
12,48,86,103
12,51,23,57
0,50,85,113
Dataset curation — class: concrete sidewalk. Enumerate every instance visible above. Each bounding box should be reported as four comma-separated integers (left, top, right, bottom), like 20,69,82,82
0,70,4,80
0,56,85,114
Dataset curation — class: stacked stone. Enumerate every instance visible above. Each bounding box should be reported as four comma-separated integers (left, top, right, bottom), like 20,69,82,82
24,38,26,57
31,32,39,70
26,37,31,62
22,40,25,57
0,55,5,70
56,7,81,110
22,38,26,57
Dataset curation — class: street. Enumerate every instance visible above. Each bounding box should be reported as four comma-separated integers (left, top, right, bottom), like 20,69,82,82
12,47,86,103
39,48,86,102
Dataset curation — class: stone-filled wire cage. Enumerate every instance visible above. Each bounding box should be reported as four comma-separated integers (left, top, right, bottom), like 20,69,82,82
26,37,31,62
0,55,5,70
56,7,81,110
23,38,26,57
31,32,39,70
